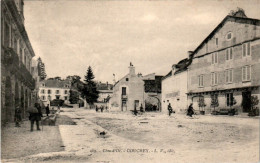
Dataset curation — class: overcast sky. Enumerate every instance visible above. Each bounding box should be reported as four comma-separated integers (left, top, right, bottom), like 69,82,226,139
24,0,260,83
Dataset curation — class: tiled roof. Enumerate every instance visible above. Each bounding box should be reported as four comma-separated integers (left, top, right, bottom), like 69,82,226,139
40,79,71,88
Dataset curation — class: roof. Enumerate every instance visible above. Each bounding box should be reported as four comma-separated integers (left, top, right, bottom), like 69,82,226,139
40,79,71,88
97,82,113,90
162,71,172,81
193,15,260,56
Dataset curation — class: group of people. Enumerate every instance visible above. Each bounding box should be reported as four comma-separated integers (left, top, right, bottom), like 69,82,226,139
167,103,195,117
96,105,108,112
133,104,144,116
14,103,53,132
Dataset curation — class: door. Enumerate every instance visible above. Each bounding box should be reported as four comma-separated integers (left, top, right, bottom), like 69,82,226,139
242,91,251,112
134,100,139,110
122,100,127,111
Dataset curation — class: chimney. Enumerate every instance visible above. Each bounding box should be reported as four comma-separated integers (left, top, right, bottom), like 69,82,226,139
129,62,135,75
172,64,177,74
188,51,193,59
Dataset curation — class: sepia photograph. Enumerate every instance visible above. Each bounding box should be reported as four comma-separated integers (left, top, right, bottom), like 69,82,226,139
1,0,260,162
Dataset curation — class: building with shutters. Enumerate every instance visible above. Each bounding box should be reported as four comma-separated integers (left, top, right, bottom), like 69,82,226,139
1,0,37,125
38,79,71,106
187,9,260,113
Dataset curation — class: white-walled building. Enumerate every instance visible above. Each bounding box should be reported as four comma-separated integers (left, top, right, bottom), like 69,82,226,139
161,56,192,113
38,79,71,106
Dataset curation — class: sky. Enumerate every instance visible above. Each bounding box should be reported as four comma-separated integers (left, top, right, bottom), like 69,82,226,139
24,0,260,83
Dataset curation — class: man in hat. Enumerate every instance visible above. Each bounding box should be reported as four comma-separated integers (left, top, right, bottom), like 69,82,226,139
29,103,43,131
14,105,22,127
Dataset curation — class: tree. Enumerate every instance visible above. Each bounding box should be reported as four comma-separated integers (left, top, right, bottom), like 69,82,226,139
248,95,260,116
81,66,99,106
198,97,206,111
69,89,80,104
37,57,47,80
211,94,219,112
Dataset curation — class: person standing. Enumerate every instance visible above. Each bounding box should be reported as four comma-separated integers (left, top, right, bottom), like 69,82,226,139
29,103,43,131
168,103,173,116
140,104,144,112
45,104,50,117
14,105,22,127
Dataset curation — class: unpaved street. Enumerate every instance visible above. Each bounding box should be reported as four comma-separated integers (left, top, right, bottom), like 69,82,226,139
58,108,259,163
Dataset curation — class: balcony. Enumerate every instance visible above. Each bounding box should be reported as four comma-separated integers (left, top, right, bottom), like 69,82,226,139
2,46,35,89
121,94,128,99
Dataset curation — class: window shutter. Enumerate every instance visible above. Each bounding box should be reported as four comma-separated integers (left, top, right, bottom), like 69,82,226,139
215,53,218,63
201,75,203,86
243,44,246,57
247,42,250,56
242,67,246,81
230,48,233,59
225,70,228,83
212,53,214,64
226,49,229,60
230,69,233,82
215,73,218,85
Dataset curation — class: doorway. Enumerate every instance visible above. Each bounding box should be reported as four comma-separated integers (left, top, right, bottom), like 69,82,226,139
242,91,251,112
121,100,127,111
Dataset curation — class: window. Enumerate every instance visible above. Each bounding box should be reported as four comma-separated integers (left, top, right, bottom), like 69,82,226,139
56,90,60,94
216,38,218,46
226,48,233,60
198,75,204,87
48,90,51,94
64,96,68,100
122,87,126,95
211,52,218,64
41,89,45,94
226,32,233,40
42,83,45,87
226,93,234,106
242,42,251,57
64,90,68,94
41,96,45,100
242,65,251,81
211,72,218,86
126,78,129,81
48,95,51,101
225,69,233,83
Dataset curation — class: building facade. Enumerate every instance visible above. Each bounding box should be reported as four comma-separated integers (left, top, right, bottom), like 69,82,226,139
162,56,192,113
1,0,36,124
187,10,260,113
109,64,145,111
38,79,71,106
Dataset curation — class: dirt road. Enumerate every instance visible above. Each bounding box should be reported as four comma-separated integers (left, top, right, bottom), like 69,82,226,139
58,108,259,163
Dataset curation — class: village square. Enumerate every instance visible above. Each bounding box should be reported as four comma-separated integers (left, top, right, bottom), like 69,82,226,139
1,0,260,162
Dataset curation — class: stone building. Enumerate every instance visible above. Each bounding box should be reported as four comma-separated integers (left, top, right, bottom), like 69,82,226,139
96,82,113,103
161,54,193,113
187,9,260,113
109,63,162,111
1,0,36,124
109,63,144,111
143,73,163,111
38,79,71,106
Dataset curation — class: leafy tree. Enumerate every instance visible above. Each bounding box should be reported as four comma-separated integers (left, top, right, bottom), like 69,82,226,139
198,97,206,111
81,66,99,106
210,94,219,111
69,89,80,104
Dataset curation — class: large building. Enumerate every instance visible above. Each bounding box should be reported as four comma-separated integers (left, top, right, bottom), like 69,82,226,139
38,79,71,106
187,9,260,113
1,0,36,124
